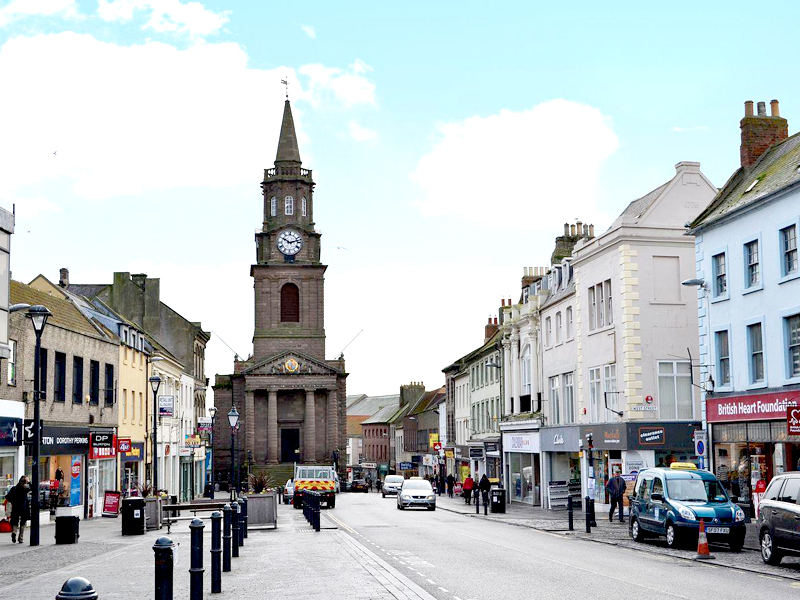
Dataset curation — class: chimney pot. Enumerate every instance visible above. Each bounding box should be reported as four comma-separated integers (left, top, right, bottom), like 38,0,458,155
563,223,569,235
494,317,498,325
576,220,582,233
589,224,595,237
771,99,780,117
508,298,511,305
570,224,576,236
744,100,754,117
501,299,505,307
487,316,492,324
58,267,69,288
757,101,766,116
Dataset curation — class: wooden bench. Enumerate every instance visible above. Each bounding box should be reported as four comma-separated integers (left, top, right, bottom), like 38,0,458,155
162,502,230,534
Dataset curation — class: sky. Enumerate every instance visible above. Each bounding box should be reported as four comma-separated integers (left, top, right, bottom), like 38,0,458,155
2,0,800,400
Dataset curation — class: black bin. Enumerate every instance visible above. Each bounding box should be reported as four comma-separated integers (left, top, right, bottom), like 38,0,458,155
490,488,506,513
55,516,80,544
203,483,214,498
121,497,146,535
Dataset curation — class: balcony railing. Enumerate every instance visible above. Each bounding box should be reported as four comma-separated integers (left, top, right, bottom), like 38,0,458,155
263,166,312,180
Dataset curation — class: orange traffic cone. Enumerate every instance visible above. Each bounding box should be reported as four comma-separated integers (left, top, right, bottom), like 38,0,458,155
694,520,716,560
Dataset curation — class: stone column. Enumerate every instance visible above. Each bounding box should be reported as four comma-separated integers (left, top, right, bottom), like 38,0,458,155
268,390,278,464
502,338,512,415
510,333,520,413
245,389,255,460
327,389,338,458
304,389,316,462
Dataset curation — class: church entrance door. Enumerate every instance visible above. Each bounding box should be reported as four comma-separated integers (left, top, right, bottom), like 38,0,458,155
281,428,300,463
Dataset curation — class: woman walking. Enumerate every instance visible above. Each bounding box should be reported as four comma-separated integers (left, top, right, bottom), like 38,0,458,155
5,476,31,544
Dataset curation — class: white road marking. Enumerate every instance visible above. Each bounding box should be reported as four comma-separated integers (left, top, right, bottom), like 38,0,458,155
438,587,450,593
427,579,435,584
454,596,463,600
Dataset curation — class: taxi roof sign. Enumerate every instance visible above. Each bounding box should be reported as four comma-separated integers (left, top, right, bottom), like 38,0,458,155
669,462,698,470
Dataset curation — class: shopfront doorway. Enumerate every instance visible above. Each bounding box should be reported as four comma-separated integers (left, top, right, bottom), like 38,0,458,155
281,428,300,463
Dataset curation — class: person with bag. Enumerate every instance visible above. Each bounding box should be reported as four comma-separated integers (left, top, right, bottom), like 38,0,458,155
5,476,31,544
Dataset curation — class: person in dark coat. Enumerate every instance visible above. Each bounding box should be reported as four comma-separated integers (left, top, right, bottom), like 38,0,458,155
446,474,455,498
5,476,30,544
479,474,491,507
606,473,627,522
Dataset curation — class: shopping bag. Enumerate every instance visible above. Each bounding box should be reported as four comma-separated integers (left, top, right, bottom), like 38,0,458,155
0,518,11,533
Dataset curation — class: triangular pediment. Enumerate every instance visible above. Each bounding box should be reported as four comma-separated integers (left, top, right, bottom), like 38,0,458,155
242,350,339,377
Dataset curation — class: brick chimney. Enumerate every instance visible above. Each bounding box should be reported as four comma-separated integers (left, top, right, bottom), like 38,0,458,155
59,268,69,288
485,316,499,342
740,99,788,169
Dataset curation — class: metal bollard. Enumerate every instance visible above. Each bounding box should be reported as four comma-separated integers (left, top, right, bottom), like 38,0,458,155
189,519,204,600
584,496,592,533
222,504,232,572
589,499,597,527
56,577,98,600
231,503,240,558
241,497,248,539
314,493,321,532
153,536,176,600
567,496,574,531
475,490,479,514
210,511,222,593
237,499,245,547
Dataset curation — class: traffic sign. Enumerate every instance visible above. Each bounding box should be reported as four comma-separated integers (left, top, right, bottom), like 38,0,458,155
693,429,707,457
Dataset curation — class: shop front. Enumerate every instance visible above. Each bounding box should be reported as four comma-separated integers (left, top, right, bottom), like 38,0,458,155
0,401,24,499
707,390,800,516
501,429,541,505
119,440,144,497
37,424,90,518
484,438,501,481
539,425,582,510
454,446,471,484
180,448,194,502
88,429,117,518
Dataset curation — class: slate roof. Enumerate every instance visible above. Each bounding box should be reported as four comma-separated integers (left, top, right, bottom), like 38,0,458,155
362,402,401,425
618,181,670,221
691,131,800,229
10,280,108,340
67,283,109,299
347,393,400,417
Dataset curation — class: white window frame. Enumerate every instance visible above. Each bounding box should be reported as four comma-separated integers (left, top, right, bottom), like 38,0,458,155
566,306,574,340
545,317,552,347
657,360,694,419
521,345,531,396
744,316,766,389
780,307,800,384
714,326,732,390
302,196,307,217
597,283,605,328
604,280,613,325
270,196,276,216
563,372,574,424
711,249,729,301
285,195,294,215
7,339,15,386
589,367,602,422
555,311,562,344
588,287,596,331
778,220,800,283
603,364,618,418
549,376,560,425
742,236,762,293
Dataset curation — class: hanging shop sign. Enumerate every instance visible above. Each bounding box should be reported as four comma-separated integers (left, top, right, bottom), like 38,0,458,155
0,416,21,446
89,430,117,459
117,437,132,453
197,417,213,434
428,433,439,449
707,391,800,423
120,442,144,462
399,462,414,470
469,446,484,459
158,395,175,417
789,407,800,436
444,448,454,459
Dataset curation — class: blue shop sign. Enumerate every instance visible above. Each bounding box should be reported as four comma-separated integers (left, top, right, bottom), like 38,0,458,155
411,455,423,463
0,417,22,446
399,462,414,470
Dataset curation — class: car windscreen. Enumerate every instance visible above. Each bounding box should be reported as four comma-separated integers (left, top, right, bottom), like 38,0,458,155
667,477,729,503
402,480,432,491
385,476,404,484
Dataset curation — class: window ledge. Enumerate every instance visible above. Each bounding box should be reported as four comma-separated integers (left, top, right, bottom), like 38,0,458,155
742,284,764,296
783,376,800,386
649,301,686,306
710,294,730,304
744,381,768,391
714,385,734,393
778,272,800,286
588,324,615,337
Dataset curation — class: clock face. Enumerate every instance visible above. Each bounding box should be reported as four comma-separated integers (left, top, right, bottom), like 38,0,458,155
277,229,303,255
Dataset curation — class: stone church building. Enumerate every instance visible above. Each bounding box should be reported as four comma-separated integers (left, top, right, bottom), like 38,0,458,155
213,100,347,484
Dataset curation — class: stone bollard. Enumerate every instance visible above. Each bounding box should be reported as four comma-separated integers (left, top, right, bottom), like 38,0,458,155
231,503,240,558
189,519,204,600
210,511,222,593
241,497,248,539
222,505,232,572
237,499,245,547
153,536,176,600
56,577,98,600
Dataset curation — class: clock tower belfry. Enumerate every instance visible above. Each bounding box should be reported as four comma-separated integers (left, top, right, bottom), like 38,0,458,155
253,99,326,361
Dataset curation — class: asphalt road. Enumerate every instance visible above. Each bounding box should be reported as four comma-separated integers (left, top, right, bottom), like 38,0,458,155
329,491,800,600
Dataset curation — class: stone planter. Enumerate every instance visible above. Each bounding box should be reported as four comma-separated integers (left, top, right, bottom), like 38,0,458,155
244,491,277,529
144,496,162,530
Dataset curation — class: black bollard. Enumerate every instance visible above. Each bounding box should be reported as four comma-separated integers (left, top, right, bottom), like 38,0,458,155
584,496,592,533
484,492,488,515
314,493,320,532
56,577,98,600
153,536,176,600
211,511,222,593
222,505,232,572
189,519,204,600
567,495,574,531
475,490,479,514
231,503,240,558
589,498,597,527
237,499,245,547
241,497,248,539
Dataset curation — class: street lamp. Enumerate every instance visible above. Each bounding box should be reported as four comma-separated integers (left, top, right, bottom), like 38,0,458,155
227,405,239,500
208,406,217,494
682,277,712,470
149,373,162,495
26,304,51,547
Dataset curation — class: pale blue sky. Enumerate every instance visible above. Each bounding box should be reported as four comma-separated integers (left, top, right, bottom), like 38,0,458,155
2,0,798,397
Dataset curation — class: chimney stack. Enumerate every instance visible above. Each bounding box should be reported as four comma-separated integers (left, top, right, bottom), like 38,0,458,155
740,99,788,169
485,315,499,342
59,268,69,288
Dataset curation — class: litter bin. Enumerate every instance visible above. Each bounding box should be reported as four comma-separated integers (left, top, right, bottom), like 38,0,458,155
121,497,146,535
55,516,80,544
490,488,506,513
204,484,214,498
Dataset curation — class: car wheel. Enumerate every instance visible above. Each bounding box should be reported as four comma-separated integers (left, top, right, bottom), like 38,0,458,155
728,535,744,552
382,493,386,498
665,522,680,549
398,504,405,510
630,517,644,542
760,529,782,565
429,506,436,511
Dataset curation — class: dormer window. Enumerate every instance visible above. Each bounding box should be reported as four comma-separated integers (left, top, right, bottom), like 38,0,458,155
302,197,307,216
285,196,294,215
270,196,277,216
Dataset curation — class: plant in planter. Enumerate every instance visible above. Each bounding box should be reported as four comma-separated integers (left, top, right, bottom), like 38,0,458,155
138,482,154,497
249,472,274,494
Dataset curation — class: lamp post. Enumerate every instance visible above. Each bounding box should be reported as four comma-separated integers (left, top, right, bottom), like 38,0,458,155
208,406,217,495
26,305,51,546
227,406,239,501
150,373,162,495
487,360,505,492
145,356,164,494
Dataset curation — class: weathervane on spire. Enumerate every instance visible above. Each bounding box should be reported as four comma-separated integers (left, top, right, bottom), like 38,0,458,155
281,76,289,100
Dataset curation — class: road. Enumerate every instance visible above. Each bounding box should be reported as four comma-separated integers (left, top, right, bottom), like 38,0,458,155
329,491,800,600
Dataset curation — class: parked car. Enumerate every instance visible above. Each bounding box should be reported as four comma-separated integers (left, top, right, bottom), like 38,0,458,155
382,475,404,497
396,478,436,511
628,463,746,551
756,472,800,565
283,479,294,504
351,478,369,493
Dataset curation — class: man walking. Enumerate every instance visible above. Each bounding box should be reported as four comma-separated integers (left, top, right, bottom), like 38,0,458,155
5,476,30,544
606,472,626,523
446,473,455,498
479,474,491,508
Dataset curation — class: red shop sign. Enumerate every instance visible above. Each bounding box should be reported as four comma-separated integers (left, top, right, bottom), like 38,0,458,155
707,391,800,423
789,407,800,436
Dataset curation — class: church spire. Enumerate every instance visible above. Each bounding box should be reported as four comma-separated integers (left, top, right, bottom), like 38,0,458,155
275,99,301,166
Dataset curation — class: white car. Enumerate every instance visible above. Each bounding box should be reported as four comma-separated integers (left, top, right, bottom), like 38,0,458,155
396,478,436,510
283,479,294,504
382,475,404,497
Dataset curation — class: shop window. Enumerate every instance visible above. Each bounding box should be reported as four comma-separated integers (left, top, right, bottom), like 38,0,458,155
105,364,114,405
715,330,731,387
54,352,66,402
747,322,765,384
786,314,800,378
280,283,300,322
657,361,693,419
7,339,15,385
72,357,84,404
89,360,100,405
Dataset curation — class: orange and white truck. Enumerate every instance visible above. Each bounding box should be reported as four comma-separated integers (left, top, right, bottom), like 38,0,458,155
292,464,337,509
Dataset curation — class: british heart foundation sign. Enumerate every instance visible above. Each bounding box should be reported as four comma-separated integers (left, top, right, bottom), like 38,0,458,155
789,407,800,436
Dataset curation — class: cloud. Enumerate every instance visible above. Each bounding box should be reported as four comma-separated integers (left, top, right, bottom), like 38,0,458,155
672,125,709,133
300,24,315,39
349,121,377,142
0,0,77,26
411,99,618,230
97,0,230,37
300,60,376,107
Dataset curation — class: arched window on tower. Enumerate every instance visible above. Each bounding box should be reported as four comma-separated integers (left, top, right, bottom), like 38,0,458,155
280,283,300,322
270,196,276,216
302,197,307,216
285,195,294,215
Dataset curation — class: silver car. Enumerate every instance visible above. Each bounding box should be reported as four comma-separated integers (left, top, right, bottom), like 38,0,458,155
382,475,404,497
396,478,436,510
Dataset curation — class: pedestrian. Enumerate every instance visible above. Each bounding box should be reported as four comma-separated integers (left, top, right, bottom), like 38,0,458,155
446,473,455,498
437,474,444,496
5,476,30,544
365,474,372,492
479,474,491,508
463,475,474,504
606,472,626,523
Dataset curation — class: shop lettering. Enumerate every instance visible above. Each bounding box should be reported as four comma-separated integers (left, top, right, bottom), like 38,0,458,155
603,431,621,444
553,434,564,445
716,398,797,417
43,436,89,445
